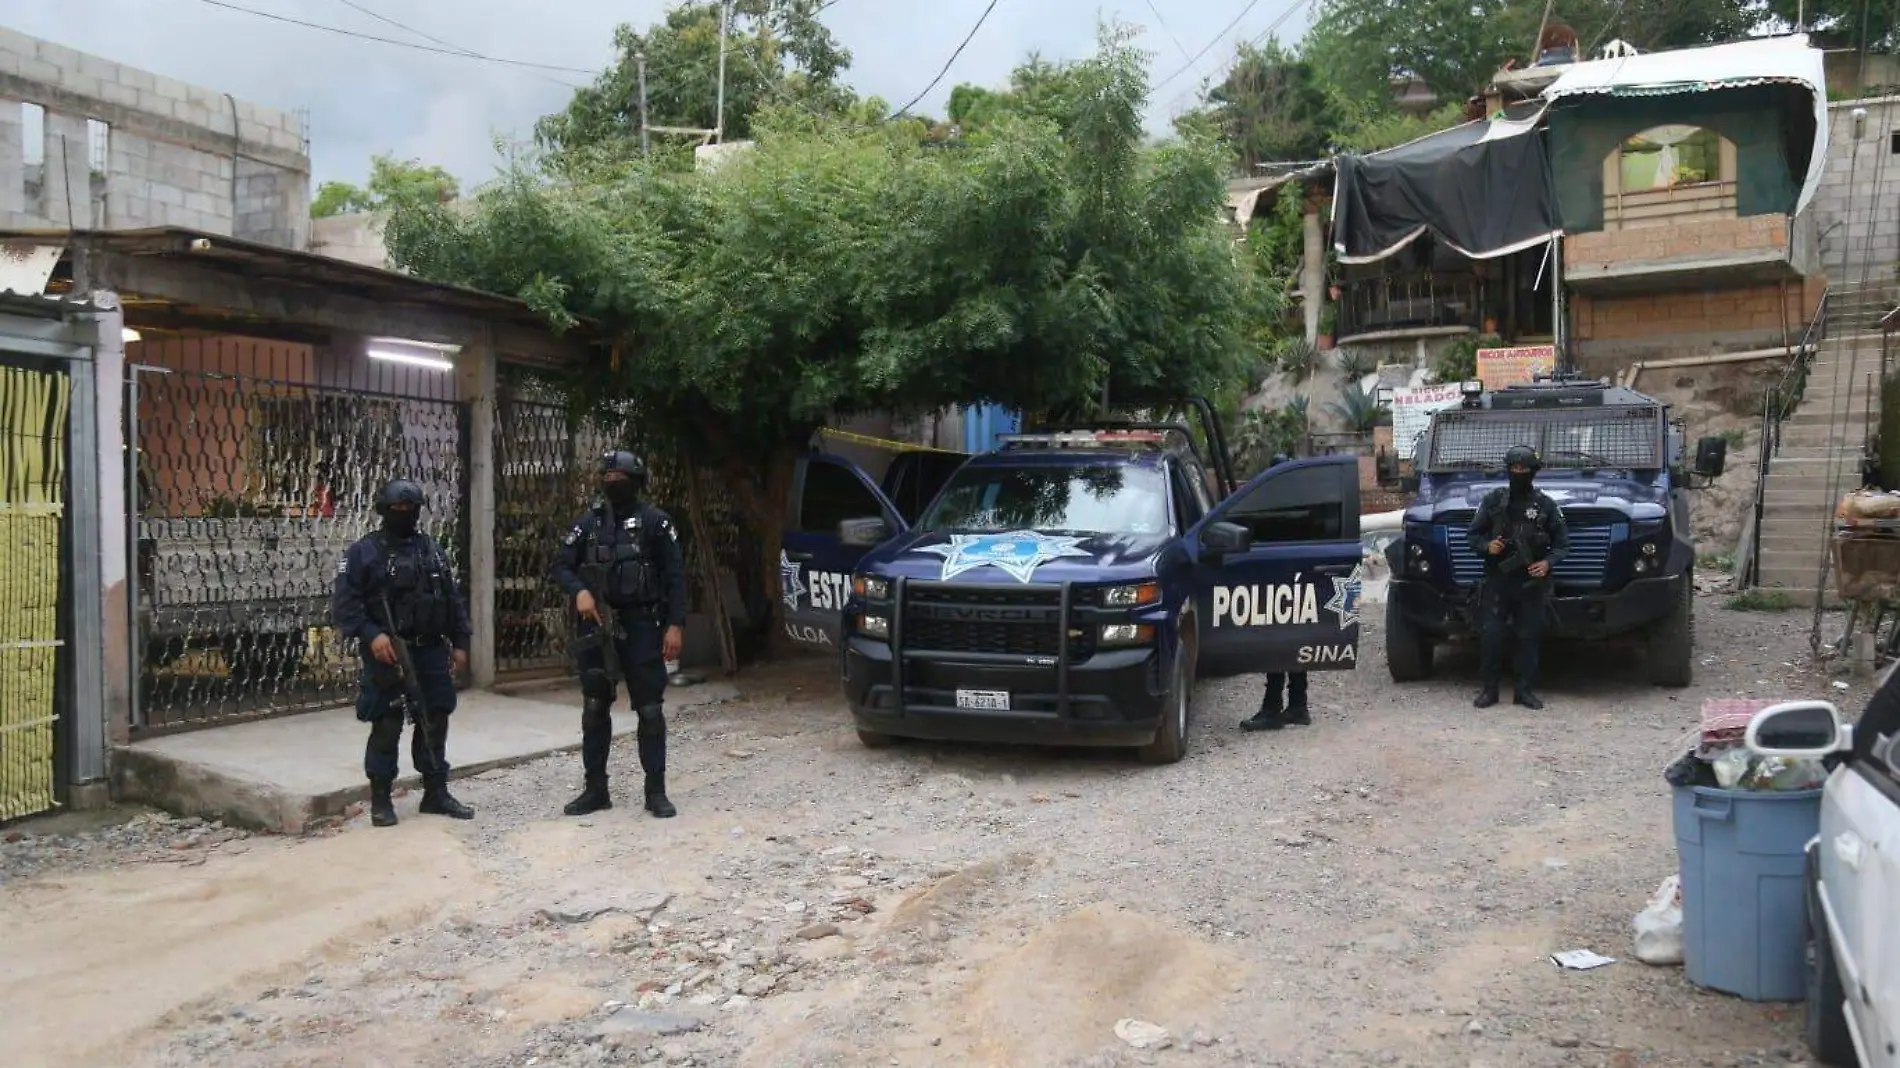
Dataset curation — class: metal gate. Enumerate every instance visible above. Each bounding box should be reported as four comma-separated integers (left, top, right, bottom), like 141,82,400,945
0,356,70,821
128,340,468,733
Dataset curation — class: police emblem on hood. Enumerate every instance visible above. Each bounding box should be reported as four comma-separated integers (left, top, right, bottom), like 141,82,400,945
917,531,1091,583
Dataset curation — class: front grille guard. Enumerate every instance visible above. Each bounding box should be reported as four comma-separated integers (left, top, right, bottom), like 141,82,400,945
892,577,1077,717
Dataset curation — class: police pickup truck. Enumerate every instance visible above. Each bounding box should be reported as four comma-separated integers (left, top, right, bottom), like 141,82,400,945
1383,375,1728,687
779,420,1368,764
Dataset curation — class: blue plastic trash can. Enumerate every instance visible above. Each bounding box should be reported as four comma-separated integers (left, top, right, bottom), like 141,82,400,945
1671,783,1823,1002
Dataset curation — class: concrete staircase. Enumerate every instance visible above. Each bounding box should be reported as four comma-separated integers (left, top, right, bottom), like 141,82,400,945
1753,328,1885,595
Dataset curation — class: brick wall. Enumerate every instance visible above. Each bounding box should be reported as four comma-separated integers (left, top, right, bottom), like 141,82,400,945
0,27,310,247
1565,213,1789,273
1571,276,1823,343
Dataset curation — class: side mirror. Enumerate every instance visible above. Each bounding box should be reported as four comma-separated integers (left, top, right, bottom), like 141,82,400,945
838,517,891,548
1202,521,1252,557
1693,435,1727,478
1744,700,1852,758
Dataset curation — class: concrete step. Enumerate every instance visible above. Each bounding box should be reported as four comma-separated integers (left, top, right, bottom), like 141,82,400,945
1757,568,1831,590
1759,549,1828,573
1757,534,1825,552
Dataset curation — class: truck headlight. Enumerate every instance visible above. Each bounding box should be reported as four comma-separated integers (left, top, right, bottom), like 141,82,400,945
1099,623,1154,647
853,575,889,600
1101,582,1161,608
859,613,890,639
1640,541,1659,556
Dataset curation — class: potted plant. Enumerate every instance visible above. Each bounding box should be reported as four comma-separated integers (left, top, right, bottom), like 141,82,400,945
1318,305,1337,351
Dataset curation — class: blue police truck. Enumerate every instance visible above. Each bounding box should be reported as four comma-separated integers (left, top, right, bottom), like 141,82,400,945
1382,374,1728,688
777,411,1368,764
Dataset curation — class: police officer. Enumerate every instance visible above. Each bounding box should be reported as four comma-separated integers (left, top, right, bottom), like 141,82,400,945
1242,452,1311,732
1467,445,1570,710
549,450,688,819
331,479,474,827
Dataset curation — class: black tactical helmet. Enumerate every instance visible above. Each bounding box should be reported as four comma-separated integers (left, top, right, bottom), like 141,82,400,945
600,450,648,490
1504,445,1541,471
373,478,426,516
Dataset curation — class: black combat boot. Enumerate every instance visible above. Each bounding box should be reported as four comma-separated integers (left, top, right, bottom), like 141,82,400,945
564,775,612,817
368,778,397,828
1514,690,1545,711
1285,700,1312,726
644,773,677,818
419,778,474,820
1473,687,1500,709
1240,701,1287,732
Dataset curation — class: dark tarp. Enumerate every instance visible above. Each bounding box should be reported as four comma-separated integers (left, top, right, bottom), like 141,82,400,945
1332,107,1561,264
1546,84,1814,233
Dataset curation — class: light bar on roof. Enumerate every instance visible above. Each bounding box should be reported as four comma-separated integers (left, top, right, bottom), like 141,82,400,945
998,429,1170,448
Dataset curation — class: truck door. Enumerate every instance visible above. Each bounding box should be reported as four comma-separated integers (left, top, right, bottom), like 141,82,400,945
1189,455,1364,676
781,455,904,650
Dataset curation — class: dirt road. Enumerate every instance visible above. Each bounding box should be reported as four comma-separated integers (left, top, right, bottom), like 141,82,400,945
1,595,1846,1068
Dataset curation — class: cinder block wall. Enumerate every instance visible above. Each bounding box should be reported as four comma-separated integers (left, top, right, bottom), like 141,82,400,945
1570,276,1825,364
0,27,310,248
1813,97,1900,282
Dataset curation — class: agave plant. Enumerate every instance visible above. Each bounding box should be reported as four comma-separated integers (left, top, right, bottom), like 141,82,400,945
1273,337,1322,382
1335,348,1376,381
1325,381,1391,435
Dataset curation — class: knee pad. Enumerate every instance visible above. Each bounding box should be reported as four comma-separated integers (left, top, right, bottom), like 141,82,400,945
582,695,613,729
635,704,665,739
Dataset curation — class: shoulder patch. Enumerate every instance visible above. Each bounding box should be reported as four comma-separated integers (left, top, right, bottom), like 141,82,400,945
562,524,582,546
336,554,349,576
661,517,679,542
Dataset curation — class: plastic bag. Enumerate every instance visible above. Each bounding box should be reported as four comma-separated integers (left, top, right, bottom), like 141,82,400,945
1739,755,1829,792
1712,747,1751,788
1633,875,1683,965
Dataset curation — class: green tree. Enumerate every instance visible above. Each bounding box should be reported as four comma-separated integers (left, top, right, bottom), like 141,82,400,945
1179,40,1337,172
943,54,1095,135
534,0,852,166
310,155,460,218
387,26,1259,631
1759,0,1891,52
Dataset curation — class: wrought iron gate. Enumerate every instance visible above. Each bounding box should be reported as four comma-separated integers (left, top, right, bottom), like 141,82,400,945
128,347,468,733
0,356,70,821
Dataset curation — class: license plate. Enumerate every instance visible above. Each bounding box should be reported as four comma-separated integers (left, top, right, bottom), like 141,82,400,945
955,689,1010,711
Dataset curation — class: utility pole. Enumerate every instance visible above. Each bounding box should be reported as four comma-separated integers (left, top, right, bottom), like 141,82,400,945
714,0,730,143
636,51,651,157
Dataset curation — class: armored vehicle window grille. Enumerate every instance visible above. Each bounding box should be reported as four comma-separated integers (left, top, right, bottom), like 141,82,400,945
1428,408,1660,471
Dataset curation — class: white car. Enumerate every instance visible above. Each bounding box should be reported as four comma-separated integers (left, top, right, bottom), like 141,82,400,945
1747,673,1900,1067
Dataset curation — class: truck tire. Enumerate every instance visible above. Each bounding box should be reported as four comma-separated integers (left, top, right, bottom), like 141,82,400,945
1806,876,1856,1066
1385,596,1433,682
1647,572,1694,688
1136,645,1192,765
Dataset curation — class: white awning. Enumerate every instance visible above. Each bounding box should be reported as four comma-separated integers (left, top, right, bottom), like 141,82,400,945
1543,34,1829,214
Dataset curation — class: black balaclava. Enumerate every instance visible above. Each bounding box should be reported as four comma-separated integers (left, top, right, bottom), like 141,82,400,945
376,479,425,538
382,507,419,538
1505,445,1539,497
604,476,639,512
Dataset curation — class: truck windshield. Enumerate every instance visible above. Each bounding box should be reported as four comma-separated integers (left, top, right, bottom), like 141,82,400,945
1428,408,1661,471
917,463,1171,536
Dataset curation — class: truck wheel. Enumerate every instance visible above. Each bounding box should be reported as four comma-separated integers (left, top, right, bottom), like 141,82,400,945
1648,573,1694,688
856,729,897,749
1385,597,1433,682
1136,647,1192,765
1806,878,1856,1065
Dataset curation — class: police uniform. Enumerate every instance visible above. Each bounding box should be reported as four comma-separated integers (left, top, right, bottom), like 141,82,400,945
549,451,689,818
1242,452,1312,733
330,479,474,827
1466,446,1570,710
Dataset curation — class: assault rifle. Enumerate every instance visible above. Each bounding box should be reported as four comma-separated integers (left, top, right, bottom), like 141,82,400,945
568,612,626,690
378,591,443,776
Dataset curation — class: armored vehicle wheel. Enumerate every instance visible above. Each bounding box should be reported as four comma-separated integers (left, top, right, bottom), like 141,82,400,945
1647,572,1694,688
1136,645,1192,765
1385,597,1433,682
856,729,897,748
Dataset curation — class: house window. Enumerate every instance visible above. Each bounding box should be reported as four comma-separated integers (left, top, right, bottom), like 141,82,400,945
1618,125,1723,191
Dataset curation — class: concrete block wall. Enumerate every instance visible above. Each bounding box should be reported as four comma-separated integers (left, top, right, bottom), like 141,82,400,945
1569,275,1824,361
1812,98,1900,282
0,27,310,248
1565,213,1790,272
307,212,392,269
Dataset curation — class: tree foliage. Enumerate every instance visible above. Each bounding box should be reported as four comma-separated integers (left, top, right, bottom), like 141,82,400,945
1178,40,1338,172
387,26,1262,620
1761,0,1895,53
534,0,853,167
310,154,460,218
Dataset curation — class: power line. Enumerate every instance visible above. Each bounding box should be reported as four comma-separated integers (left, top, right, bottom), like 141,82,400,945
192,0,598,75
1162,0,1316,113
1152,0,1269,94
1143,0,1202,78
327,0,583,88
888,0,1003,118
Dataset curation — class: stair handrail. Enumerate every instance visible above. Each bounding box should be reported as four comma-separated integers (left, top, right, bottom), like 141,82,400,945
1746,284,1829,588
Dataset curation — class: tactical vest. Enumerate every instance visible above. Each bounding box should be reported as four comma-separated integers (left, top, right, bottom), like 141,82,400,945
584,506,661,610
376,535,453,638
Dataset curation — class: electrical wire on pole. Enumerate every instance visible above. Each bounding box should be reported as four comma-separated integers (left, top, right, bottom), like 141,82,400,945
888,0,1003,119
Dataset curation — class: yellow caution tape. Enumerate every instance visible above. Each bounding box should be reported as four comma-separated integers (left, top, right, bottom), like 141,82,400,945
817,427,965,455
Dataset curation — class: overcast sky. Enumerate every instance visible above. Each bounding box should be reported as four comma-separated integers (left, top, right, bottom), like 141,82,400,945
1,0,1316,187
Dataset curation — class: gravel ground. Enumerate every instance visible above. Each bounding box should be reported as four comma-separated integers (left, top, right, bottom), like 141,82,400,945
2,592,1859,1068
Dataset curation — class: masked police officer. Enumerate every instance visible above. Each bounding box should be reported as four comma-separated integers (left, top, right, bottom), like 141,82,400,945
1242,453,1311,732
550,451,688,819
1467,445,1569,710
331,479,474,827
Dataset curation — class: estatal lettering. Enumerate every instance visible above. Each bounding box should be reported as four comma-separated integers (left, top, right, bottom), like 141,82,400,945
783,621,833,646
